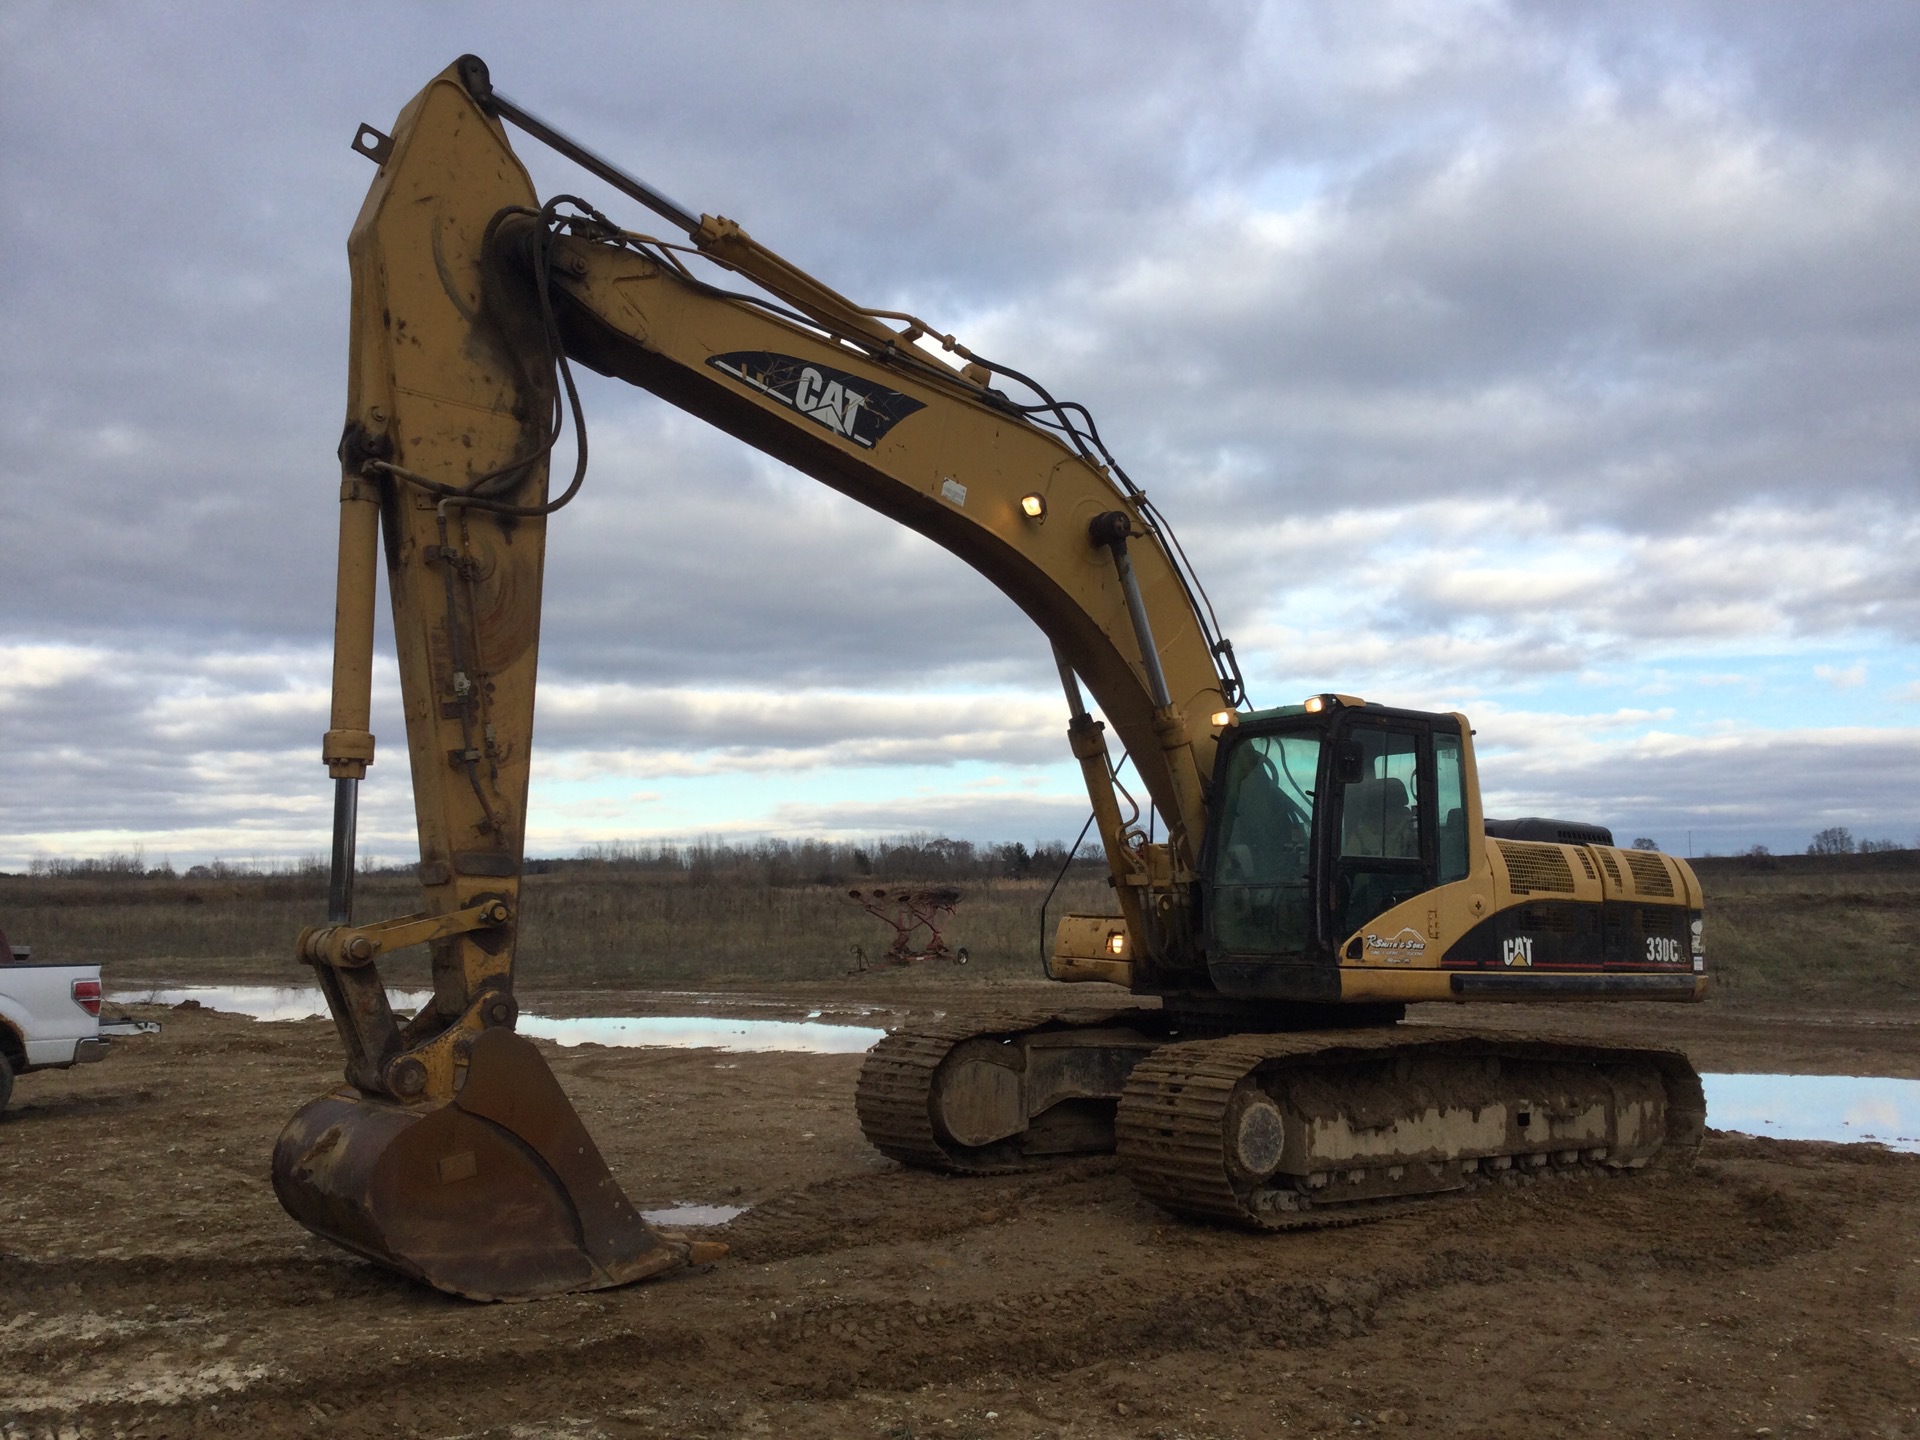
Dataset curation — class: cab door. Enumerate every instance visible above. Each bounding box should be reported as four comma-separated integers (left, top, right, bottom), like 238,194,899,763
1325,717,1435,943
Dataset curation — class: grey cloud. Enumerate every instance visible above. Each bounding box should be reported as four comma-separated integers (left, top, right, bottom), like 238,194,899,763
533,404,1055,690
1366,506,1920,657
6,2,1920,864
12,1,1918,647
535,687,1065,774
1013,119,1920,534
1476,724,1920,855
0,637,1071,866
1191,495,1920,705
0,645,342,847
760,791,1094,848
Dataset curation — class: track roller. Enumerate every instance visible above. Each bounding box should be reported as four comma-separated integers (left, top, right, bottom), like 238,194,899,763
855,1005,1164,1172
1116,1028,1703,1229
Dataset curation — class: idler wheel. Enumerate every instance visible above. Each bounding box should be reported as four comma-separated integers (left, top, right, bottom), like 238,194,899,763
1228,1091,1287,1182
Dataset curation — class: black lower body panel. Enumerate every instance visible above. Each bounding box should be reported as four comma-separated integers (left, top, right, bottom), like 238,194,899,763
1448,972,1699,998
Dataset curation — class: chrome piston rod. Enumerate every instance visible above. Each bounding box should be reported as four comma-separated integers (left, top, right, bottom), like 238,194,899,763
328,777,358,926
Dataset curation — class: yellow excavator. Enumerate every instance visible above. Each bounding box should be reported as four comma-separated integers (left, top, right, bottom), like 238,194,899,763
274,57,1708,1300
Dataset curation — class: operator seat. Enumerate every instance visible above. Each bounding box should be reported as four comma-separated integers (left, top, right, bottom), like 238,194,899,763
1343,776,1416,859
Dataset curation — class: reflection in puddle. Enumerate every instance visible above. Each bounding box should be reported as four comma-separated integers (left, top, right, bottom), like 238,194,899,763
662,991,883,1018
110,988,1920,1152
1703,1073,1920,1153
124,986,436,1022
115,986,885,1053
640,1204,749,1227
522,1014,884,1054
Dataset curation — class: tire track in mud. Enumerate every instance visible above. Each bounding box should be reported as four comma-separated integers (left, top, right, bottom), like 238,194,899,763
9,1003,1920,1438
722,1157,1124,1264
0,1252,412,1300
0,1086,164,1124
711,1156,1862,1394
5,1143,1878,1436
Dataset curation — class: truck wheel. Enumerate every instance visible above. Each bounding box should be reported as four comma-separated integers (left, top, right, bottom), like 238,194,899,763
0,1050,13,1113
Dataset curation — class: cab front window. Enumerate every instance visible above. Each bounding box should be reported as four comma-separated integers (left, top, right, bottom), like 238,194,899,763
1209,730,1321,957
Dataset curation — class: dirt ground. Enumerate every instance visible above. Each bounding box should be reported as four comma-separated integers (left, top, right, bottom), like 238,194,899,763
3,978,1918,1439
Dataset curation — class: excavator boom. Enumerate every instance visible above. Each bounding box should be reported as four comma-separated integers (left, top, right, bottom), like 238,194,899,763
282,55,1236,1298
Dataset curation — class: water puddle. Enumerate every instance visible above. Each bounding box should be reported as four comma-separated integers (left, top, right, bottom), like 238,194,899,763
523,1014,884,1053
125,986,436,1023
661,991,885,1018
1702,1073,1920,1153
112,989,1920,1152
116,986,884,1053
640,1204,749,1227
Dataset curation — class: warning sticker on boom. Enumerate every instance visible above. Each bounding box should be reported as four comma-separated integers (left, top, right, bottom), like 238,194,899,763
706,351,925,449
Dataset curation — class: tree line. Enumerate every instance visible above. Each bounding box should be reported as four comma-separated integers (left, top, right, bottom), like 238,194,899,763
563,835,1102,885
18,835,1105,886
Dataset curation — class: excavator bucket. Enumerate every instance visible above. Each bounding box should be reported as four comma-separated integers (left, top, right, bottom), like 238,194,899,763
272,1028,712,1301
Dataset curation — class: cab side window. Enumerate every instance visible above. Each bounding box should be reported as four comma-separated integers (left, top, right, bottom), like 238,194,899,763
1433,730,1469,883
1339,730,1419,860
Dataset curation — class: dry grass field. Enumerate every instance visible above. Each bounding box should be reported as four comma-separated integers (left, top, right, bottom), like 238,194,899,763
2,857,1105,990
1686,851,1920,1009
5,846,1916,1005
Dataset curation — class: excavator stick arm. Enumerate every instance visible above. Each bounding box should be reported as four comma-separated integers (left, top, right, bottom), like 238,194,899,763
278,59,706,1300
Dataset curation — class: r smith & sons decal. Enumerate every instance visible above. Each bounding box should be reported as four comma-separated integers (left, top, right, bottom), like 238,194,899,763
1363,928,1427,963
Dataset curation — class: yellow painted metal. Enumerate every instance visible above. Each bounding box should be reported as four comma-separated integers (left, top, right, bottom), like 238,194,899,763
542,230,1227,865
313,60,1713,1042
1337,969,1458,1003
281,60,700,1301
1063,714,1153,951
1047,914,1136,986
323,476,381,779
341,65,550,1030
289,56,1710,1295
1323,719,1703,1005
689,213,910,353
296,898,510,971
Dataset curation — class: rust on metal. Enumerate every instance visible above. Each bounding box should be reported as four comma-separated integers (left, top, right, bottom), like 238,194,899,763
854,1002,1164,1172
1116,1027,1704,1230
844,887,966,970
273,1028,711,1300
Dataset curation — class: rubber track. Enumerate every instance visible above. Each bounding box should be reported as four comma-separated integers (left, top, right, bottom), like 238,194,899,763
1116,1026,1704,1230
854,1003,1153,1173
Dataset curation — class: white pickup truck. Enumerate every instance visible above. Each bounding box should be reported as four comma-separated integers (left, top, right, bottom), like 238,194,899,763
0,926,158,1111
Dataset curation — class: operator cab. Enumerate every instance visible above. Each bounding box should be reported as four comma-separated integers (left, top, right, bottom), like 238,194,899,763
1201,696,1471,1000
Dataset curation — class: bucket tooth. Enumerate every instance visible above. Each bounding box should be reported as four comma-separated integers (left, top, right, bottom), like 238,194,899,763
273,1028,711,1300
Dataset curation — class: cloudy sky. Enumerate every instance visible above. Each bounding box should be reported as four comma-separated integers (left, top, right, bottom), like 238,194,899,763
4,1,1917,870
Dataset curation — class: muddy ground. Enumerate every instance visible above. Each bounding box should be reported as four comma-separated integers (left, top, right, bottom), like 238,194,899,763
3,978,1918,1439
